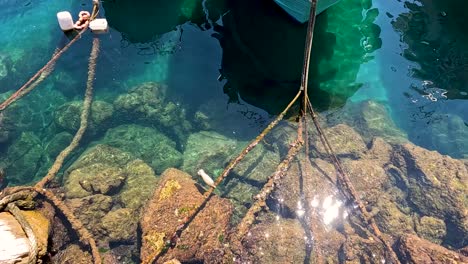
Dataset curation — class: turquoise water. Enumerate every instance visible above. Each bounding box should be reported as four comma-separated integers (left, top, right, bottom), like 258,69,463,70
0,0,466,182
0,0,466,261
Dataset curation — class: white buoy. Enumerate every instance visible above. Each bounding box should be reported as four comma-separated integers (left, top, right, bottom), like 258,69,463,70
197,169,215,188
56,11,75,31
89,18,108,34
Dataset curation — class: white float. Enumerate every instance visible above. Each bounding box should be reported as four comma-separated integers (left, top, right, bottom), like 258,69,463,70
89,18,109,34
56,11,75,31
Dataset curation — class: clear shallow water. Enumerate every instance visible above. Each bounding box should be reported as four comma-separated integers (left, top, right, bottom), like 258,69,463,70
0,0,466,261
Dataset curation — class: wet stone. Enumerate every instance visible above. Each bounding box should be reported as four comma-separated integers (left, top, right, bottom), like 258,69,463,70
140,168,233,263
415,216,447,245
100,124,183,174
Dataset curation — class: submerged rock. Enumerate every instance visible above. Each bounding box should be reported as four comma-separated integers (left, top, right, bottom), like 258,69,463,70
415,216,447,244
240,215,308,263
397,234,468,263
64,163,126,198
100,124,183,174
392,143,468,247
54,100,114,135
329,100,408,144
64,144,158,247
313,124,367,159
424,114,468,158
44,131,73,159
182,131,240,177
140,168,233,263
113,82,192,142
5,131,44,185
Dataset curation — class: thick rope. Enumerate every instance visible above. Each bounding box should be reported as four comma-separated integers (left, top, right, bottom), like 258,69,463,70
2,186,101,264
0,30,88,112
6,203,38,264
36,37,100,189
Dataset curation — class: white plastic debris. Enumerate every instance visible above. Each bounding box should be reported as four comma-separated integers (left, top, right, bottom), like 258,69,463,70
56,11,74,31
197,169,215,188
89,18,108,34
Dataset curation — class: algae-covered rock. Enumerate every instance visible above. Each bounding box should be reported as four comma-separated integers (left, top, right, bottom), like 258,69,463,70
240,216,308,263
5,131,44,185
140,168,233,263
342,233,388,264
313,124,367,158
65,194,114,234
424,114,468,158
366,137,393,166
360,100,407,143
113,82,192,141
329,100,407,144
44,131,73,158
52,244,93,264
393,143,468,247
0,87,66,144
231,142,280,183
54,100,114,135
118,159,158,210
102,208,138,243
397,234,468,263
183,131,240,176
66,144,133,172
64,163,126,199
374,196,415,235
416,216,447,244
64,144,158,246
100,124,183,174
272,158,337,220
343,159,389,204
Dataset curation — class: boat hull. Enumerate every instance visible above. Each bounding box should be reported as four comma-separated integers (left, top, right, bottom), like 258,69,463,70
274,0,341,23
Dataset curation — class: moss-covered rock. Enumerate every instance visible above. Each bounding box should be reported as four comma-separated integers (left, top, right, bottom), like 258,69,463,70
393,143,468,247
64,144,158,247
113,82,192,142
416,216,447,245
64,163,126,199
54,100,114,135
5,131,44,185
182,131,240,177
44,132,73,158
140,168,233,263
102,208,138,243
100,124,183,174
313,124,367,158
118,159,158,211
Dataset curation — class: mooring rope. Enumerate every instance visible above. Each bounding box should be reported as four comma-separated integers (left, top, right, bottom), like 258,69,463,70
36,37,100,189
0,30,87,112
6,203,38,264
0,37,101,264
0,0,100,112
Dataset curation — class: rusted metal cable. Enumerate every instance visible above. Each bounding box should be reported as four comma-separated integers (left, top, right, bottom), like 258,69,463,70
306,97,400,263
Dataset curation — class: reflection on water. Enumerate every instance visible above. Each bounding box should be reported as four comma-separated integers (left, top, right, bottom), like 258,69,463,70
388,0,468,158
217,0,383,113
